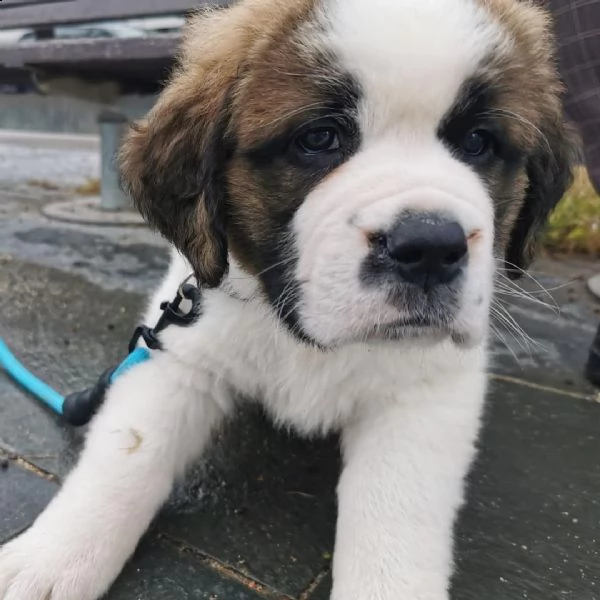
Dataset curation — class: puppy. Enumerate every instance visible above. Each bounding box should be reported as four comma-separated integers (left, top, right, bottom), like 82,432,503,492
0,0,575,598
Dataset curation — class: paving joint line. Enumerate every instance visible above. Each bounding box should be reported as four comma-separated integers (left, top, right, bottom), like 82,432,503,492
0,448,60,484
157,532,294,600
490,373,600,404
298,563,330,600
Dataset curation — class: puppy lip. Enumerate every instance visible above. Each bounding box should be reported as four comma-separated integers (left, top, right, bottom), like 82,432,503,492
372,316,453,337
382,316,438,328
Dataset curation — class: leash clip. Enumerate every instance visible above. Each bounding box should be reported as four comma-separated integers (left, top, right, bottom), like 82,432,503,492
64,276,203,426
128,278,202,353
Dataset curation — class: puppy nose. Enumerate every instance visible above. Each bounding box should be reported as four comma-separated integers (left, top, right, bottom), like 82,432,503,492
386,214,468,289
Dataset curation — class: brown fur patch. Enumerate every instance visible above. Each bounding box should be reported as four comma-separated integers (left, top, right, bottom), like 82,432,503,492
473,0,576,270
476,0,564,149
119,0,320,285
119,0,575,288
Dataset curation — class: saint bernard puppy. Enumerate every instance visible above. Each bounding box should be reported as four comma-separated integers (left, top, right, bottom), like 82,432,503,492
0,0,575,598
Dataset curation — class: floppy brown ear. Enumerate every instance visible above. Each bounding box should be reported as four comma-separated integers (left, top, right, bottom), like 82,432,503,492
119,7,254,287
120,94,231,287
504,118,579,279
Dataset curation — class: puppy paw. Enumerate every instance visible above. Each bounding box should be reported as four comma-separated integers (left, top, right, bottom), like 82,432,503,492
0,527,120,600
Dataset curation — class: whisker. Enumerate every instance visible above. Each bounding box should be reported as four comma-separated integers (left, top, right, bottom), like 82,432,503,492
274,279,299,322
227,255,297,283
483,108,554,157
494,282,559,313
255,257,296,279
495,278,573,296
490,322,522,366
491,301,544,353
495,261,560,310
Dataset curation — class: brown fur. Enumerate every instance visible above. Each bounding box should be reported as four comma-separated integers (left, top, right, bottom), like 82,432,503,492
477,0,564,149
119,0,319,285
475,0,577,272
120,0,575,286
225,51,359,275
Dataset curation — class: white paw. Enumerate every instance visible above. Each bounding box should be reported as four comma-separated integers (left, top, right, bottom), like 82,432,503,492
0,526,121,600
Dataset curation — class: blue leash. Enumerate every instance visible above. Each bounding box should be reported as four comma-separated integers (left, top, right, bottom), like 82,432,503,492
0,338,67,415
0,282,202,427
0,339,150,422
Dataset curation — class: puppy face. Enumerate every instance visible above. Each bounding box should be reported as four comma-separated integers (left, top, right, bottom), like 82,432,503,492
120,0,575,349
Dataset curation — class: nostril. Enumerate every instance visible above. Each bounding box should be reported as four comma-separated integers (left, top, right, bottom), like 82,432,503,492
367,232,388,251
442,245,467,266
393,245,425,265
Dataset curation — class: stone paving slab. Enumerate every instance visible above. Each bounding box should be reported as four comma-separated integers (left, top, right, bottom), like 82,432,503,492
0,257,144,478
490,257,600,395
454,379,600,600
308,572,332,600
277,379,600,600
0,456,58,544
3,372,599,599
107,537,266,600
158,411,338,598
490,308,597,394
0,200,169,294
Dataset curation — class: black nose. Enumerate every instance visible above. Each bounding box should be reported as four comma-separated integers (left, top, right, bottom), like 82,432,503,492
385,214,468,290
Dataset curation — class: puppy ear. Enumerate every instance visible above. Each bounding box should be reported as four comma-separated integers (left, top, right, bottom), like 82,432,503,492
119,8,247,287
504,119,579,279
120,95,230,287
505,117,580,279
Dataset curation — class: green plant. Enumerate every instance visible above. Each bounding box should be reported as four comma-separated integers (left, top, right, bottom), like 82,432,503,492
543,167,600,255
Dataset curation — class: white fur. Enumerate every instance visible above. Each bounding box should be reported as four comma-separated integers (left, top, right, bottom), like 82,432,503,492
292,0,501,348
0,252,488,600
0,0,506,598
293,140,495,346
324,0,503,138
0,339,231,600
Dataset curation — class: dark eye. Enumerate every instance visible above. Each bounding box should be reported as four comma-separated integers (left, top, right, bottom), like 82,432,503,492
460,129,494,157
296,126,341,154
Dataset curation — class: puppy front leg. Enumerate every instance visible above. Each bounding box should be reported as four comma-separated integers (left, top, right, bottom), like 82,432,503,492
331,377,485,600
0,353,229,600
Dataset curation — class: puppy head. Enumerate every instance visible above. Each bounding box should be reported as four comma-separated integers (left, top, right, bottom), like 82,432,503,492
120,0,576,348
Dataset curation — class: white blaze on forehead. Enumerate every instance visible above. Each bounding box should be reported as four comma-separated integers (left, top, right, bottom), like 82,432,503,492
321,0,505,137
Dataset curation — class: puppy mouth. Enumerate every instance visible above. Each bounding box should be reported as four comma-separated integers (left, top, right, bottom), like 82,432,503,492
369,285,468,339
285,308,474,350
270,277,471,348
367,316,453,341
366,319,480,350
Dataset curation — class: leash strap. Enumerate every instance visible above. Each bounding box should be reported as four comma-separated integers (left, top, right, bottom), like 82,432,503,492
1,280,202,427
62,282,203,426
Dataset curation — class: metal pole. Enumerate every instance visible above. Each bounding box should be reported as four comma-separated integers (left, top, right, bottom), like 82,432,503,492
97,109,130,211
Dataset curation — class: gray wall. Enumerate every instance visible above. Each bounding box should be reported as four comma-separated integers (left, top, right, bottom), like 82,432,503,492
0,93,157,133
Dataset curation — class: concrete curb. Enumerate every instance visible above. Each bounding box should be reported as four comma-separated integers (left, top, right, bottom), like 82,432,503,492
42,197,145,226
0,129,99,152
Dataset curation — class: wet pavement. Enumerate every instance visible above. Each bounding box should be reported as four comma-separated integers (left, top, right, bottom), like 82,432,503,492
1,143,600,599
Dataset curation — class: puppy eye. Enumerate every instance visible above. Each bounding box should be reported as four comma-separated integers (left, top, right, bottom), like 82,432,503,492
460,129,495,157
296,126,341,155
